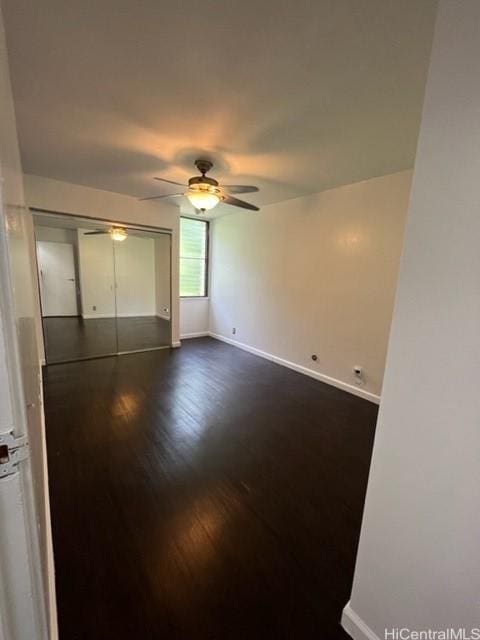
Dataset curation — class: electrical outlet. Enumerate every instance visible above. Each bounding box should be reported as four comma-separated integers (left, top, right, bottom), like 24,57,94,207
353,366,363,385
232,327,236,335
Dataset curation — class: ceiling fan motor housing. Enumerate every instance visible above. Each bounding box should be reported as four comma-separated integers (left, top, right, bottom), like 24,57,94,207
188,175,219,188
189,160,221,205
187,161,222,212
194,159,213,176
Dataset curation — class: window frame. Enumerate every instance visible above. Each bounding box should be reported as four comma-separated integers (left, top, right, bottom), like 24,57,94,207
179,216,210,298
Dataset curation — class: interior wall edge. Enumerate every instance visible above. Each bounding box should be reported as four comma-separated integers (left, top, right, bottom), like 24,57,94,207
261,168,413,214
209,332,380,404
341,603,380,640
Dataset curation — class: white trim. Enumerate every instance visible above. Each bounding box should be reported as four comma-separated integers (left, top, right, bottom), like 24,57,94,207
117,345,171,356
81,314,114,319
208,333,380,404
341,603,380,640
156,312,171,321
0,186,50,638
180,331,209,339
116,312,157,318
81,313,157,319
39,384,58,640
172,341,181,348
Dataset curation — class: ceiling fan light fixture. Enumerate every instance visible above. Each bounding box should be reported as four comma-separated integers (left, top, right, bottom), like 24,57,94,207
110,227,128,242
185,184,221,211
143,159,259,211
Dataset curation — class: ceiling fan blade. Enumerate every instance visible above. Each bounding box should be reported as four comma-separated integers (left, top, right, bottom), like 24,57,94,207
139,193,184,201
222,194,259,211
84,230,109,235
153,177,188,188
222,185,259,194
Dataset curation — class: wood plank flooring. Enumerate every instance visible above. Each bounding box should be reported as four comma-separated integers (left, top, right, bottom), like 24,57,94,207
43,337,377,639
43,315,171,363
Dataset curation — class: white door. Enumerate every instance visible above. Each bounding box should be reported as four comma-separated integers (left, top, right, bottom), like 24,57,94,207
0,193,52,640
0,8,54,640
37,241,78,316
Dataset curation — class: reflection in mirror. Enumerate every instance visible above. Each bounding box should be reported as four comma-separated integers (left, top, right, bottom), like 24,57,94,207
33,212,171,363
114,228,171,353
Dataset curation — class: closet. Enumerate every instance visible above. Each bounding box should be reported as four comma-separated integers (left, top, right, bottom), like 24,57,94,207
33,211,171,364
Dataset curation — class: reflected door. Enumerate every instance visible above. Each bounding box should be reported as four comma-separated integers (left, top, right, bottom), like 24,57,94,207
39,229,118,363
37,241,77,316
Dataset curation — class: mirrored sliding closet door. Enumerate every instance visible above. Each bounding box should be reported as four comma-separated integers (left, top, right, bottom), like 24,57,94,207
113,228,171,353
33,211,171,364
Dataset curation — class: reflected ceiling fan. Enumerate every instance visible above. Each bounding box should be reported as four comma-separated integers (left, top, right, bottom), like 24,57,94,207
84,227,128,241
139,159,259,213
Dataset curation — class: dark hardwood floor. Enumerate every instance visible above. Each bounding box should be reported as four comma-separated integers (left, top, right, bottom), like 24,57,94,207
43,337,377,639
43,315,171,363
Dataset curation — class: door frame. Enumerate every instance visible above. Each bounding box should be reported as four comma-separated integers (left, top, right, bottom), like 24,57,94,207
36,240,79,317
0,187,54,640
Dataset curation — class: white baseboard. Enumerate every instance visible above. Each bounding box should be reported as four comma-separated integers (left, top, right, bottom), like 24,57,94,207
81,313,157,319
156,313,171,321
180,331,209,339
172,340,181,348
208,333,380,404
117,312,156,318
81,314,114,319
342,603,380,640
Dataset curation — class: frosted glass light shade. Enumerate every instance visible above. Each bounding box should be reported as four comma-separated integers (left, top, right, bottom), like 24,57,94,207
110,227,127,241
186,185,221,211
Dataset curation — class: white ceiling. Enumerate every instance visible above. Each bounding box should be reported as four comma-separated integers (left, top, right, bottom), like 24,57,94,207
4,0,438,213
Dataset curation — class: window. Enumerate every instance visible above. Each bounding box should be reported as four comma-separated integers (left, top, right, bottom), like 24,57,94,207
180,217,209,297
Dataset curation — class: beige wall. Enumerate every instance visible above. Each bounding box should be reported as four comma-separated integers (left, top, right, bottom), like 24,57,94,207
344,1,480,637
114,235,155,318
210,170,411,400
77,230,116,318
34,225,76,244
180,298,209,338
23,174,180,345
77,231,157,319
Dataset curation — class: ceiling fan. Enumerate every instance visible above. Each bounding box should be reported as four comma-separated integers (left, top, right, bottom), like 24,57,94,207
139,159,259,213
84,226,128,241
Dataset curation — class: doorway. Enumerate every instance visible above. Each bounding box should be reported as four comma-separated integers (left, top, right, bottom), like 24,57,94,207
37,241,78,316
33,211,172,364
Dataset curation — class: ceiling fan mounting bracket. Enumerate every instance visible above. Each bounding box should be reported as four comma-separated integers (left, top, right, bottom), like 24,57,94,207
195,159,213,176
